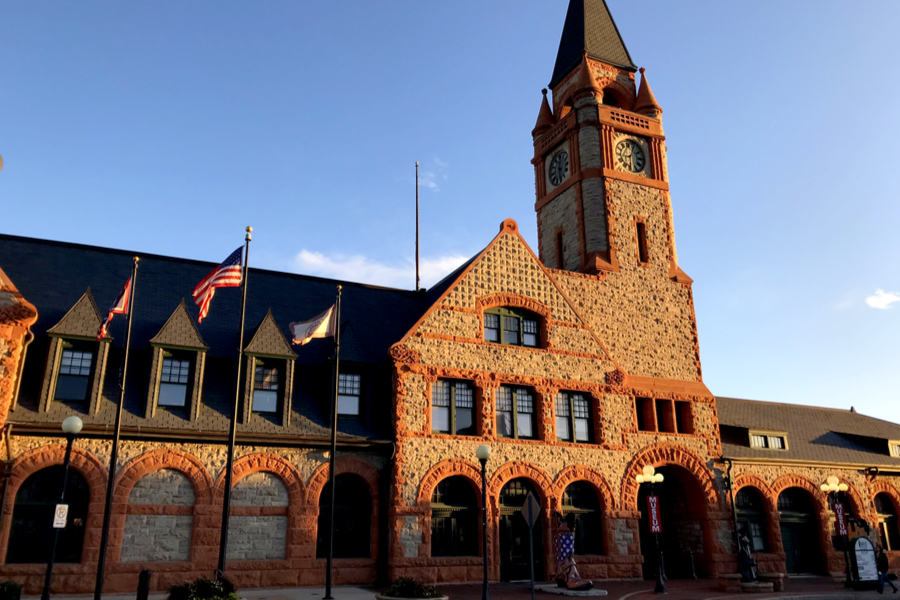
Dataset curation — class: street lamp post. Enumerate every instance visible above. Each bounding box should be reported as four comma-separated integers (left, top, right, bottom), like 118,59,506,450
636,465,666,595
41,416,83,600
820,476,852,588
476,445,491,600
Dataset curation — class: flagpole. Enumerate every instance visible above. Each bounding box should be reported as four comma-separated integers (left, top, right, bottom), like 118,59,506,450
93,256,139,600
324,285,342,600
217,226,252,577
415,161,420,291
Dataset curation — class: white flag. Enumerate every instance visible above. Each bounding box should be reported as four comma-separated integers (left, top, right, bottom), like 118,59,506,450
289,305,336,346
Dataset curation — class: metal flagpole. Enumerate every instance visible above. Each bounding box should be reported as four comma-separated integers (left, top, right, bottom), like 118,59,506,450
93,257,139,600
217,226,252,576
323,285,342,600
415,162,420,291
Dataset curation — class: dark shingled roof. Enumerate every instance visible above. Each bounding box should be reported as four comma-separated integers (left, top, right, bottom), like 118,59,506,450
0,234,432,443
718,396,900,468
549,0,637,88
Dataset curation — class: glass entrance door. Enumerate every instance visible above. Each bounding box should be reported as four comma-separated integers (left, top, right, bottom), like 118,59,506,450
499,479,544,581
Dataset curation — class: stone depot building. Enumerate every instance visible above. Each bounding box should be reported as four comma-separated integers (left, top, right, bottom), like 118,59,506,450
2,0,900,594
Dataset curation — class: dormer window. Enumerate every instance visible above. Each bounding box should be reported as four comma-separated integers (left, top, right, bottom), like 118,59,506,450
484,308,540,348
750,431,787,450
338,373,361,416
252,360,280,414
889,441,900,458
55,342,94,403
158,352,191,408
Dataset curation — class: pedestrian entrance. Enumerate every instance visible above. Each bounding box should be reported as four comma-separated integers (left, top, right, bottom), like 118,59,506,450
499,478,544,581
778,488,823,575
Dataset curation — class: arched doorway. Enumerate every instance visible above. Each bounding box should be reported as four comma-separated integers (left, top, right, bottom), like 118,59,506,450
499,478,544,581
561,482,603,556
777,488,822,575
735,487,769,553
7,465,89,563
876,493,900,551
430,476,478,557
637,465,708,579
316,473,372,559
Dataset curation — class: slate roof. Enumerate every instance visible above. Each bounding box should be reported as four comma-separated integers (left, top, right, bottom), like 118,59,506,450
718,396,900,468
0,234,430,444
550,0,637,89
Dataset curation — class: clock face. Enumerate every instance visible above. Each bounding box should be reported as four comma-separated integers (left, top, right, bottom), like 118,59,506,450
548,151,569,186
615,139,645,173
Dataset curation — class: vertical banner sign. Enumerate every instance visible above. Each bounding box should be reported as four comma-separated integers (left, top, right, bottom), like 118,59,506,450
647,495,662,534
834,502,848,536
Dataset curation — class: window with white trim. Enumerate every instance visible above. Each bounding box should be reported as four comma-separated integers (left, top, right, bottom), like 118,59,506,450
252,359,280,414
337,373,361,416
158,352,191,408
55,342,94,403
890,441,900,458
750,432,787,450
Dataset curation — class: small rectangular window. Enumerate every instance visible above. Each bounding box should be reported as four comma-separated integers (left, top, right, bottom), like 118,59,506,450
496,386,535,439
656,399,676,433
674,401,694,434
557,392,592,443
338,373,361,415
502,316,520,345
750,434,767,448
573,395,591,442
454,382,475,435
890,442,900,457
523,319,539,347
767,436,784,450
484,314,500,343
55,344,94,402
516,390,534,438
496,387,513,438
556,395,571,442
636,221,649,264
158,354,191,407
556,232,565,269
636,397,655,432
432,381,451,433
252,360,280,413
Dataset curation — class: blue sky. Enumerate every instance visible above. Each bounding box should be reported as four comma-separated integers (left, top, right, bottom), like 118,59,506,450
2,1,899,422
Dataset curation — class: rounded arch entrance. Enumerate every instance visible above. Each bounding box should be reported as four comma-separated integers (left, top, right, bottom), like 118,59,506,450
498,478,545,582
775,485,826,575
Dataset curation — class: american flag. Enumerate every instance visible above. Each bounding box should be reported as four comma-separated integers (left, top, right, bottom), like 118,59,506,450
192,246,243,323
96,276,133,341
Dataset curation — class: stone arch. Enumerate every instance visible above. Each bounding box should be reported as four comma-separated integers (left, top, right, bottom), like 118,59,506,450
0,444,108,563
599,81,631,109
306,456,379,507
734,473,776,511
771,474,827,513
475,293,553,349
488,461,554,509
417,459,482,508
552,465,615,512
113,448,213,506
620,443,720,510
872,480,900,515
214,453,305,505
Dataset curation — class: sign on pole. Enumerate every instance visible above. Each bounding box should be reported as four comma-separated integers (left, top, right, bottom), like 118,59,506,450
647,495,662,534
520,492,539,600
834,502,848,536
53,504,69,529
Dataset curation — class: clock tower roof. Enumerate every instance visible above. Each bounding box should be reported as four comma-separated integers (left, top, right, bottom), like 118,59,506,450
549,0,637,89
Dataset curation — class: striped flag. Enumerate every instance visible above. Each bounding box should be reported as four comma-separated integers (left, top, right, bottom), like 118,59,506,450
192,246,243,323
96,276,133,341
289,305,336,345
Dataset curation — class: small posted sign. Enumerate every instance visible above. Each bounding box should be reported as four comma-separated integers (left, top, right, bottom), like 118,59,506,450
53,504,68,529
834,501,848,536
647,495,662,534
520,492,540,528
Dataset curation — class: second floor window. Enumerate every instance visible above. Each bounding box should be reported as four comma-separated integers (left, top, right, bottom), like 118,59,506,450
55,342,94,403
496,386,536,440
338,373,361,416
556,392,591,443
158,353,190,408
252,360,279,413
484,308,540,348
432,380,476,436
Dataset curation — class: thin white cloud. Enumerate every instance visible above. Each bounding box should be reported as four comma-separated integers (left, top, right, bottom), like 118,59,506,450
865,289,900,310
416,157,449,192
293,250,468,289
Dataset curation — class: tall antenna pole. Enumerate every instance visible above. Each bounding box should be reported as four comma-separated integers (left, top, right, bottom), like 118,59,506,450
415,161,420,291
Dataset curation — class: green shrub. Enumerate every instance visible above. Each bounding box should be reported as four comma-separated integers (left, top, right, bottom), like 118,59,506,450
0,581,22,600
382,577,442,599
168,576,239,600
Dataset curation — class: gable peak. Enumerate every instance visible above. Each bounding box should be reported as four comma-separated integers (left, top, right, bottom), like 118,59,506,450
47,288,103,339
150,298,208,350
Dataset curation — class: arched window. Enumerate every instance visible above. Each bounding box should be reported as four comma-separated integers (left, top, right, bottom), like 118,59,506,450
735,487,768,552
430,477,477,557
316,474,372,559
484,308,540,348
561,482,603,555
7,466,89,564
876,493,900,551
602,91,621,108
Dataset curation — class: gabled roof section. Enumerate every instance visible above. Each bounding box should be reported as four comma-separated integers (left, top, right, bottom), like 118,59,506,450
244,309,296,358
395,219,619,368
47,288,103,339
150,299,208,350
550,0,637,88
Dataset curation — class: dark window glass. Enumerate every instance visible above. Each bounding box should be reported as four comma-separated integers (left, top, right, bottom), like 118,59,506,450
159,353,191,408
562,482,603,555
484,314,500,343
431,477,478,557
337,373,361,415
496,386,536,440
556,392,592,443
636,221,649,263
8,466,89,564
431,381,476,436
876,493,900,551
253,359,279,413
736,487,768,552
483,308,541,348
55,342,94,403
316,474,371,558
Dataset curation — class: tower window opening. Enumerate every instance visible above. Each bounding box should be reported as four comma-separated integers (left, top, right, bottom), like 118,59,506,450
636,221,649,264
556,232,565,269
602,92,621,108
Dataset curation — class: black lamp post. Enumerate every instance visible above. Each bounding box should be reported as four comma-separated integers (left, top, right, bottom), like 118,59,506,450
476,445,491,600
637,465,666,594
821,477,852,588
42,415,83,600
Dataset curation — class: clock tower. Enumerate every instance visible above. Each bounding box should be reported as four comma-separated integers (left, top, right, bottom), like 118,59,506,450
532,0,686,282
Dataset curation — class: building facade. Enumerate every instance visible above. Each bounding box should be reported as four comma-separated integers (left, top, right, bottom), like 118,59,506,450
1,0,900,594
